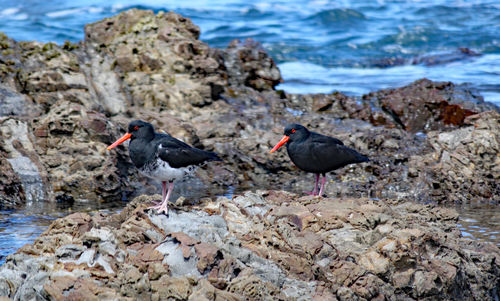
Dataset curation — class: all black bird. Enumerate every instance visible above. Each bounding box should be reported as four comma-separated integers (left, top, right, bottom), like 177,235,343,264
107,120,221,214
270,123,369,196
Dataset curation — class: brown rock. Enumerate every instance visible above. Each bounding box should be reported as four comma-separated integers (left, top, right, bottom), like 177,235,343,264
312,284,338,301
223,38,282,91
365,78,496,132
189,278,241,301
358,250,390,275
151,276,193,300
207,257,242,289
425,110,500,202
2,192,500,300
169,232,199,259
269,203,317,231
44,276,118,301
195,242,221,274
227,269,287,300
43,276,78,300
129,243,164,272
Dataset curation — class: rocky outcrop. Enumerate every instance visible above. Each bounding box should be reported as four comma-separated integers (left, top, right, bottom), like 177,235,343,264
0,192,498,300
84,9,227,111
0,154,25,208
425,111,500,202
0,118,47,207
363,78,498,132
0,8,497,209
223,38,282,91
0,9,283,208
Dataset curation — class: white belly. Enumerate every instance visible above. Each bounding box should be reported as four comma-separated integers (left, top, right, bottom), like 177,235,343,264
139,158,197,182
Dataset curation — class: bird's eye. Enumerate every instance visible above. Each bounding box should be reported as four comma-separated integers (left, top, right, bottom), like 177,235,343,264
291,129,296,133
133,126,139,130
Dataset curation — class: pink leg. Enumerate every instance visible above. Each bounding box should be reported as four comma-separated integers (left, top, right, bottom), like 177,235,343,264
304,174,320,195
149,181,173,215
148,181,166,206
162,181,167,202
156,181,174,214
318,174,327,197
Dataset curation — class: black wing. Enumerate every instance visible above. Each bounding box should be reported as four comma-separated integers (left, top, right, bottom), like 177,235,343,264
156,136,220,168
309,133,368,170
310,132,344,146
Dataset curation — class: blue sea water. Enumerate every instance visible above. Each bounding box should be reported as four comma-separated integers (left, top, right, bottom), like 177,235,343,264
0,0,499,106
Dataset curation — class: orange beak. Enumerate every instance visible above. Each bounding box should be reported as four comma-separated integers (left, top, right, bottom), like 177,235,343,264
107,133,132,150
270,135,290,153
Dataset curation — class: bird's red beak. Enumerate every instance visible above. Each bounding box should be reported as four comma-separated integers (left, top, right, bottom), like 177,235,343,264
270,135,290,153
107,133,132,150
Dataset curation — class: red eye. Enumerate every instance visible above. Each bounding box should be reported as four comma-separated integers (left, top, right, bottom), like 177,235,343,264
134,126,139,130
291,129,296,133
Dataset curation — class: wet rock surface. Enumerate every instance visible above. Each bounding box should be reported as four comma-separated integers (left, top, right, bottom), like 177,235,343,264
0,192,498,300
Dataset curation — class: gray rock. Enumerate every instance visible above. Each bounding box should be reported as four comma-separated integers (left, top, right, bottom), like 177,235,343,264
0,84,39,116
7,156,45,202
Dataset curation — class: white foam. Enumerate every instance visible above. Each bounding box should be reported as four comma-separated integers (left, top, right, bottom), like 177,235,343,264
88,7,104,14
11,13,28,20
0,7,28,20
0,8,20,16
46,8,83,18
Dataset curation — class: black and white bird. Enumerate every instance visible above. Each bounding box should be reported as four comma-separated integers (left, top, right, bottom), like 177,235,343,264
270,123,369,196
107,120,221,215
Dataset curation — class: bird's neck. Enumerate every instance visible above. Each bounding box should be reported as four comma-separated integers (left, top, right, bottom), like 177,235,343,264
129,136,156,168
291,132,309,143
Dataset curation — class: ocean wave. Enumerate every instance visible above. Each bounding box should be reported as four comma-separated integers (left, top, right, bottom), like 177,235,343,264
0,7,28,20
307,8,366,25
0,7,20,15
0,0,497,104
46,7,103,18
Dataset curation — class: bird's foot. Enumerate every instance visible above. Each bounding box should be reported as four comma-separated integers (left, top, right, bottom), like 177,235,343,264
156,207,169,215
147,204,169,216
147,204,161,210
149,200,162,206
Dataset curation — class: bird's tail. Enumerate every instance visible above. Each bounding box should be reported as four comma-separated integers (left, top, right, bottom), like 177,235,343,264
208,151,223,162
344,146,369,163
357,153,370,163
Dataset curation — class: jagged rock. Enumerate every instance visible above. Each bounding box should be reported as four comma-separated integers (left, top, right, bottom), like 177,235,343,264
0,192,498,300
223,38,282,91
0,155,25,209
424,110,500,202
0,84,40,117
84,9,227,112
0,118,47,207
363,78,498,132
32,101,126,202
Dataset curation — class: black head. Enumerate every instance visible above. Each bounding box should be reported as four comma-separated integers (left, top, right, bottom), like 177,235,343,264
283,123,309,142
128,120,155,140
107,120,155,151
270,123,310,153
